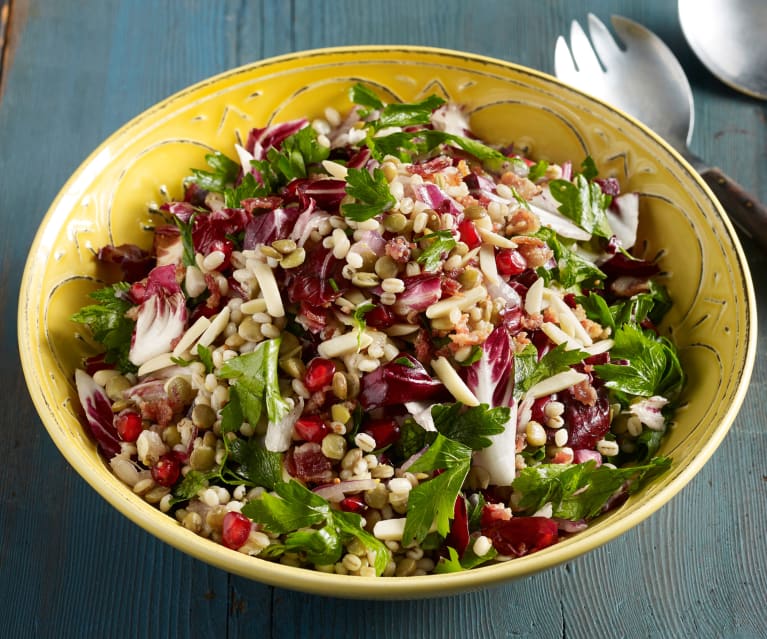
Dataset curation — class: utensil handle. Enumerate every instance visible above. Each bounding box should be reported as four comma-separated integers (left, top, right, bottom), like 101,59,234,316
701,167,767,248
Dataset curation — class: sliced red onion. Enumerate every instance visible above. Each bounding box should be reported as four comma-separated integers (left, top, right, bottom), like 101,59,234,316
313,478,378,502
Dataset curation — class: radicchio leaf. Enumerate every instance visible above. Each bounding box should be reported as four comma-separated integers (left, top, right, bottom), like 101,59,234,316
412,182,464,218
246,118,308,159
242,206,302,249
96,244,154,282
129,265,188,366
359,354,445,410
464,327,518,486
392,273,442,315
74,369,121,458
288,246,348,306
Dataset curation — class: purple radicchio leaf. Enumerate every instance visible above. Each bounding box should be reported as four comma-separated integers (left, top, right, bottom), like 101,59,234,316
391,273,442,316
359,354,445,410
412,182,464,218
242,206,302,249
75,369,121,458
463,326,514,407
129,265,188,366
464,327,518,486
246,118,308,159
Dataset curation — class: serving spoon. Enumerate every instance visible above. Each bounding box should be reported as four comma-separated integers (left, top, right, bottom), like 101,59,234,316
554,14,767,248
679,0,767,100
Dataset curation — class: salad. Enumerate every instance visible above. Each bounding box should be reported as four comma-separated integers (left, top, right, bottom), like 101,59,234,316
72,84,684,577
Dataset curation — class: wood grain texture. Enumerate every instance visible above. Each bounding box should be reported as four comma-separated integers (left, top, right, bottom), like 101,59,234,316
1,1,765,637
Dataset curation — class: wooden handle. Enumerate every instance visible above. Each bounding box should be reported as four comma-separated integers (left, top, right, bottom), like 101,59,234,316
701,167,767,248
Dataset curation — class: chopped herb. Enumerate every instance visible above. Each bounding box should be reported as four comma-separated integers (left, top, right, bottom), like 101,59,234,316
70,282,136,373
341,167,396,221
431,403,508,450
189,152,240,192
527,159,550,182
394,356,416,368
196,343,214,374
417,230,457,271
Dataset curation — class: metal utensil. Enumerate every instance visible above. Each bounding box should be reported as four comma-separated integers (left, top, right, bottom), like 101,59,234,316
554,14,767,248
679,0,767,100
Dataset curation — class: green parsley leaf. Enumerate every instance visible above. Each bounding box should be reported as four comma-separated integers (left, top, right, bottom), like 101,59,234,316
456,345,483,367
549,171,613,239
431,403,508,450
70,282,137,373
266,126,330,183
515,343,589,397
433,543,498,574
227,437,283,490
284,525,343,566
218,338,289,426
224,171,271,208
417,230,457,271
579,156,599,180
594,324,684,403
527,160,550,182
189,152,240,193
512,457,671,521
341,167,396,221
376,95,446,130
535,227,606,289
394,356,416,368
349,83,385,111
196,343,214,374
171,468,219,504
402,433,473,545
242,480,329,534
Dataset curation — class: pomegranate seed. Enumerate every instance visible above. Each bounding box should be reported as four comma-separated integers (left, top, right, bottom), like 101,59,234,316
362,418,401,448
207,238,234,271
151,454,181,487
304,358,336,392
495,248,526,276
365,304,396,329
457,219,481,249
222,511,252,549
339,495,368,513
294,415,329,443
114,410,143,442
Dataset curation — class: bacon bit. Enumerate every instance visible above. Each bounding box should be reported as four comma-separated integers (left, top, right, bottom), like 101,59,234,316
505,207,541,236
448,317,493,348
456,159,471,178
513,236,554,268
571,379,598,407
500,171,541,200
413,328,435,365
385,236,412,263
441,277,462,298
542,307,558,324
407,155,452,176
241,196,283,213
480,503,513,528
520,313,543,332
290,442,334,484
203,273,223,311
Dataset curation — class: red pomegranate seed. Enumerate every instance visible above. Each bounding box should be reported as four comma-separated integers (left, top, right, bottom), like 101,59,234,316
294,415,329,443
339,495,368,513
457,218,482,249
362,418,401,448
365,304,396,329
114,410,143,442
222,511,252,549
304,358,336,392
151,454,181,487
495,248,527,276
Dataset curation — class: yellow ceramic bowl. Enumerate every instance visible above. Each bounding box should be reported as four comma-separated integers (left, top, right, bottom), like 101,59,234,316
18,46,756,598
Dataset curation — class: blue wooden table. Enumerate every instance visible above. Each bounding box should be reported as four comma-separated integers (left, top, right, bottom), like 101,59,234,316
2,1,766,637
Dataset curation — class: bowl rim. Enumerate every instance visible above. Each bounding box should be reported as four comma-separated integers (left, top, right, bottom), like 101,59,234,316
17,44,758,598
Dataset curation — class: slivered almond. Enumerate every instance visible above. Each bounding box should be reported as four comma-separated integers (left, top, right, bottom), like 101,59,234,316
525,277,545,315
431,356,480,406
540,322,583,351
478,244,499,284
137,353,176,377
251,260,285,318
195,306,231,347
524,370,589,399
172,316,211,357
425,285,487,319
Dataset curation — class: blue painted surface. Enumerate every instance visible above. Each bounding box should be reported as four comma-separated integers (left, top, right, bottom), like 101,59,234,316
1,1,765,637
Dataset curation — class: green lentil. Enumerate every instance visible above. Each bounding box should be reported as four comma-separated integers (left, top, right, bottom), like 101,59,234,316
190,445,216,471
192,404,217,429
